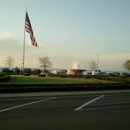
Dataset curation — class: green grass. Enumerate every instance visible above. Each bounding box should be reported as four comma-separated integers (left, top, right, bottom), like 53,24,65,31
4,75,117,84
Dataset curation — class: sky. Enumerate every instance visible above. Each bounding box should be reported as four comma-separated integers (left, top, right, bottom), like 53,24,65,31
0,0,130,71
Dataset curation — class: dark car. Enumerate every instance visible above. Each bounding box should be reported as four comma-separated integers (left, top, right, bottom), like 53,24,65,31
32,69,41,75
125,73,130,77
21,68,32,75
98,72,107,75
120,73,130,77
1,68,10,74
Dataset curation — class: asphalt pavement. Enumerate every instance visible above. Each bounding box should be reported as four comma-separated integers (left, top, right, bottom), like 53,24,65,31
0,91,130,130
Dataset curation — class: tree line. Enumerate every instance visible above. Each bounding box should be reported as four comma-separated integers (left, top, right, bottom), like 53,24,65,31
3,56,130,73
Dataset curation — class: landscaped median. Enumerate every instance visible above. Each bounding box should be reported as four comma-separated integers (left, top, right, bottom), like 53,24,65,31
0,75,130,93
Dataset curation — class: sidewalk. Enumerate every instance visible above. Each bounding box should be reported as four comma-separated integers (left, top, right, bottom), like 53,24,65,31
0,89,130,98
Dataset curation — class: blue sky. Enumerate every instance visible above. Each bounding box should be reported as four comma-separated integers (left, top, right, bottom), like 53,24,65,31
0,0,130,71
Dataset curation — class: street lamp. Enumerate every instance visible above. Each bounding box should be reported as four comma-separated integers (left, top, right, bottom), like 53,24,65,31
86,58,87,70
97,54,99,72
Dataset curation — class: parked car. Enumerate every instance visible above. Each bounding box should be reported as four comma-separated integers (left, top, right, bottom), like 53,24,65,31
51,69,67,74
98,72,107,75
32,69,41,75
21,68,32,75
120,73,130,77
42,70,51,73
108,73,116,76
86,72,92,75
0,68,10,74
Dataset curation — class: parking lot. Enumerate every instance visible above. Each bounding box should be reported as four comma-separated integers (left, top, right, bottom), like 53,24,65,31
0,92,130,130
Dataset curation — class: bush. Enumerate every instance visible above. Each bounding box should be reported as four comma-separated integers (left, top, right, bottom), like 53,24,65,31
0,74,6,77
23,73,30,76
0,83,130,93
61,76,67,78
0,75,10,82
84,76,91,79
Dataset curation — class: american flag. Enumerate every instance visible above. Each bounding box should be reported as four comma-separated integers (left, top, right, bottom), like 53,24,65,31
25,12,38,47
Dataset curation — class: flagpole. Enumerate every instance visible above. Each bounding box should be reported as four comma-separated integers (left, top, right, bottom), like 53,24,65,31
23,7,27,74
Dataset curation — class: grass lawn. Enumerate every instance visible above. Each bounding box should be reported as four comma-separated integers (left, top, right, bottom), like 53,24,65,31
4,75,117,84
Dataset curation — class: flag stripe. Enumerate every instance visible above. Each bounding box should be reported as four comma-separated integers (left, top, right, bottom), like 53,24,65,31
25,12,38,47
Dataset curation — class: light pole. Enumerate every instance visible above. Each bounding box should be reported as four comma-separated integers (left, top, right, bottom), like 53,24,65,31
86,59,87,70
97,54,99,72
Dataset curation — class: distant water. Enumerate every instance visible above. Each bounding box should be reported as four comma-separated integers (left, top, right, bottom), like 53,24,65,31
0,67,128,74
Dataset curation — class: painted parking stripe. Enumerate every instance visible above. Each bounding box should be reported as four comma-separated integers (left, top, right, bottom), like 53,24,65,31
75,95,105,111
0,97,57,113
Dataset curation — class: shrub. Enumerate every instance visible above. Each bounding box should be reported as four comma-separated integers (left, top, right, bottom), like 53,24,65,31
84,76,91,79
0,83,130,93
0,75,10,82
61,76,67,78
0,74,6,77
23,73,30,76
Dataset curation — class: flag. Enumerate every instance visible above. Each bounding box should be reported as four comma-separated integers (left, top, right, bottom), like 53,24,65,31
25,12,38,47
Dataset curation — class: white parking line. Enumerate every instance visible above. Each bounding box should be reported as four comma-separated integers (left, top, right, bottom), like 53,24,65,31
0,97,57,113
75,95,105,111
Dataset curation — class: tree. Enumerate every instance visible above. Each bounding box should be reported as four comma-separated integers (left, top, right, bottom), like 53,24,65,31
123,60,130,73
5,56,15,69
89,61,98,71
39,57,53,70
